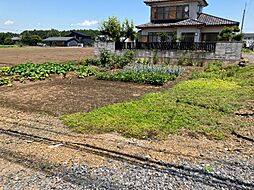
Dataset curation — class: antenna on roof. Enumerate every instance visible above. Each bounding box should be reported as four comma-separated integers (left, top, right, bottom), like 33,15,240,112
241,2,247,32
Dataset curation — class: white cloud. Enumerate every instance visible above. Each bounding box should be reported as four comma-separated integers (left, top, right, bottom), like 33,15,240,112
4,20,14,25
70,20,98,27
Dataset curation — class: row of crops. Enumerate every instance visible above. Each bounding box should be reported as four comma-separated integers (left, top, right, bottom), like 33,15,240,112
0,61,184,87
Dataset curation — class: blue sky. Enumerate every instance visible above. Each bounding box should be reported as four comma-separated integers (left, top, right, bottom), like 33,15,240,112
0,0,253,33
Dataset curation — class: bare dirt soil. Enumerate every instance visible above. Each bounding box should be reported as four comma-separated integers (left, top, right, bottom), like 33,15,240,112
243,53,254,63
0,47,94,67
0,67,196,116
0,76,161,116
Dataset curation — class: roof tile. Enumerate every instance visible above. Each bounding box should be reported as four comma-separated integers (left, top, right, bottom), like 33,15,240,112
136,13,239,29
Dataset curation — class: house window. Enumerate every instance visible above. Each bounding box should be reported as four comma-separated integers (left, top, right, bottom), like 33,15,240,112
181,33,195,42
148,33,160,42
157,7,165,20
151,5,189,21
177,5,189,19
153,7,170,20
148,32,174,42
201,33,219,42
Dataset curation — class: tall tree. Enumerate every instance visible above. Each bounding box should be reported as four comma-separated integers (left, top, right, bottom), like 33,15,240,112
100,17,137,42
100,16,122,42
21,32,42,46
121,19,136,42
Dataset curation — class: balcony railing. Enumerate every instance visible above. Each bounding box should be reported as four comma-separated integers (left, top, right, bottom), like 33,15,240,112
115,42,217,52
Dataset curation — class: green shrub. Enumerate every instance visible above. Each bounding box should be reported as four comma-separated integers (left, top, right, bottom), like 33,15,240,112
0,67,11,76
100,50,113,67
177,56,194,66
85,58,101,66
205,61,223,72
97,71,176,85
0,78,11,86
77,66,97,78
99,50,135,69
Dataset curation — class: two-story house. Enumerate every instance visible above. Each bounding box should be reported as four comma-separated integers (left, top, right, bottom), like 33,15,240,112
243,33,254,48
137,0,239,43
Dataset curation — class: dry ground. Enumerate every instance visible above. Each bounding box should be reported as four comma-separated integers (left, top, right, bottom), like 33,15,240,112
0,47,93,67
0,76,161,116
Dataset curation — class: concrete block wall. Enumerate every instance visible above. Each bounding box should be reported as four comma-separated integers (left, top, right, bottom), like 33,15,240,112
215,42,243,60
94,41,115,56
94,42,243,61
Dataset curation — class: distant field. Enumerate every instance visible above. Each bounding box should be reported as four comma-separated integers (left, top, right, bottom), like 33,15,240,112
0,47,94,67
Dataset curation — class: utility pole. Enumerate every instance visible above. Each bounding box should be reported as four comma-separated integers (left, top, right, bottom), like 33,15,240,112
241,2,247,32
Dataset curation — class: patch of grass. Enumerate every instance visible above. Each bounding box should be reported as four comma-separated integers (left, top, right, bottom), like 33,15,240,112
0,45,18,48
203,165,214,173
192,62,254,86
63,65,254,140
242,48,254,54
97,71,177,86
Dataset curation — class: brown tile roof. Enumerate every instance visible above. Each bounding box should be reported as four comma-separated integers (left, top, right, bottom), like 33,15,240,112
136,13,239,29
174,19,205,26
197,13,239,26
144,0,208,6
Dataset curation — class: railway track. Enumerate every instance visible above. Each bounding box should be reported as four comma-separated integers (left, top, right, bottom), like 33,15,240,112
1,127,253,189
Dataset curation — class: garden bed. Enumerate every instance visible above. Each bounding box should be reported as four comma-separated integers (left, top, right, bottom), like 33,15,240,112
63,63,254,140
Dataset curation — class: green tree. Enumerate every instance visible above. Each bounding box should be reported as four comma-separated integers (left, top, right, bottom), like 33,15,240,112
218,26,242,42
158,32,169,43
100,16,136,42
100,16,122,42
4,37,13,45
121,19,136,41
0,32,16,45
21,32,42,46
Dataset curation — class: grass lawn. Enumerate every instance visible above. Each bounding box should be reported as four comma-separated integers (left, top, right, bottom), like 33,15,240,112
242,48,254,54
0,45,18,48
62,64,254,140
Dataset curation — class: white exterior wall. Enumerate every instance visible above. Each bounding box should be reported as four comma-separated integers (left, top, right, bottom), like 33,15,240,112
177,27,201,42
201,26,225,33
141,28,176,36
189,2,199,19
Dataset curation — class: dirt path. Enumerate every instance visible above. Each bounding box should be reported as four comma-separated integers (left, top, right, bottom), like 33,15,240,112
243,53,254,63
0,105,253,189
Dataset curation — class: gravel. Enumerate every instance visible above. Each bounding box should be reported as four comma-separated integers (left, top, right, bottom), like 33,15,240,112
1,155,253,190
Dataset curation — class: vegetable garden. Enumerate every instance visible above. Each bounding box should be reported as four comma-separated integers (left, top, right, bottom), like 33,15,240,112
0,50,184,87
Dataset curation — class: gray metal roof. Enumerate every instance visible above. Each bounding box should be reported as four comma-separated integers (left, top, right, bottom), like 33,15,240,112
136,13,239,29
11,37,21,41
43,37,78,42
243,33,254,38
